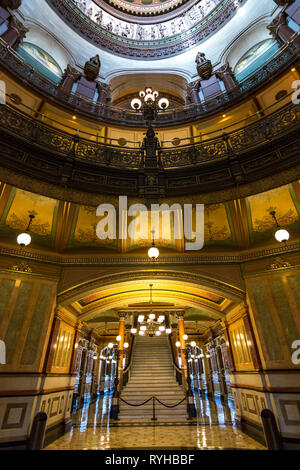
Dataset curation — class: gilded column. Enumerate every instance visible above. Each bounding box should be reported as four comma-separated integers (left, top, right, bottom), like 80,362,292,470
118,312,126,370
177,312,187,369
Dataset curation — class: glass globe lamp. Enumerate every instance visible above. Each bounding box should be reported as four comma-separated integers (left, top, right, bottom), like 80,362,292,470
124,342,129,349
131,328,137,334
275,229,290,243
148,246,159,259
176,341,181,348
116,335,122,342
17,233,32,247
155,330,161,336
108,343,114,349
166,328,172,334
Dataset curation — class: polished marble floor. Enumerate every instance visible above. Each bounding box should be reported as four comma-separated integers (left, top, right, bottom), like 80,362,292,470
45,391,266,450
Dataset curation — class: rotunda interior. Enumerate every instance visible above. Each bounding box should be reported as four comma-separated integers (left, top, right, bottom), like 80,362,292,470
0,0,299,453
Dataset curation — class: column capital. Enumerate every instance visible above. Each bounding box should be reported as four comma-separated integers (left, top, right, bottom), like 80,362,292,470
215,62,234,79
118,312,127,321
175,311,185,321
267,12,288,40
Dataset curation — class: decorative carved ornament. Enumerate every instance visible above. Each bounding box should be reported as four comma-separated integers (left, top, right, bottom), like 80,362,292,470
195,52,213,80
84,55,101,81
0,0,21,10
9,261,32,273
269,257,292,270
267,12,288,40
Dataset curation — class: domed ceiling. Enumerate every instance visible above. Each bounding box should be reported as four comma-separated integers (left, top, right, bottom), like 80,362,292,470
99,0,191,17
48,0,247,59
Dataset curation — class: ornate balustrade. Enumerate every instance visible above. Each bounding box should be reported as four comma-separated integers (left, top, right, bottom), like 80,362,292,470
0,101,299,196
0,39,298,127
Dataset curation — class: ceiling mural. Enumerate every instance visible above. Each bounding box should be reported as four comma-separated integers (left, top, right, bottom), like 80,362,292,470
247,184,300,244
0,182,299,252
204,203,234,245
0,188,57,247
71,205,118,250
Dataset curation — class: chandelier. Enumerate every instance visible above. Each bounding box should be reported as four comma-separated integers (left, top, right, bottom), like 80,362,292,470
131,87,169,125
131,284,172,337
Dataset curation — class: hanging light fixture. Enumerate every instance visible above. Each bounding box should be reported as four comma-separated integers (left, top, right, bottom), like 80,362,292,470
270,210,290,243
132,284,171,337
17,213,35,248
131,87,169,125
148,230,159,260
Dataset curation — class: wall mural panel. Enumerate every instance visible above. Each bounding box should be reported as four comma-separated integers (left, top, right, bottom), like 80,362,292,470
247,185,300,244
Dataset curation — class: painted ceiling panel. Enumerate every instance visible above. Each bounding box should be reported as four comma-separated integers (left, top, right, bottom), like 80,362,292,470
247,184,300,244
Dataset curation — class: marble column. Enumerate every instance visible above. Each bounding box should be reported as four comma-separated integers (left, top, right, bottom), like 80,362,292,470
1,15,28,48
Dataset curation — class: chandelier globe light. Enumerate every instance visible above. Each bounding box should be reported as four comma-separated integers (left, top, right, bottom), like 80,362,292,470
131,284,172,337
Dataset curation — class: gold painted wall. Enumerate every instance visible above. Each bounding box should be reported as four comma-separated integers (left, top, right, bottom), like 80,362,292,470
246,267,300,370
0,271,57,372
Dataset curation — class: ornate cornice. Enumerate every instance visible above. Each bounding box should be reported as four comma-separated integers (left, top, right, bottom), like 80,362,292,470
1,242,299,268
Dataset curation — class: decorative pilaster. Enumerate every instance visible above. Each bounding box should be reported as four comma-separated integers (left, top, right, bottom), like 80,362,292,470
187,80,201,105
215,63,239,93
241,303,262,370
69,323,82,374
43,311,60,373
59,65,81,95
1,14,28,48
268,12,300,49
97,82,110,105
220,320,235,372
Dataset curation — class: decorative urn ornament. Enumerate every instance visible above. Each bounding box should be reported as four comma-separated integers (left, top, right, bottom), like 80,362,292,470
0,0,22,9
84,55,101,81
195,52,213,81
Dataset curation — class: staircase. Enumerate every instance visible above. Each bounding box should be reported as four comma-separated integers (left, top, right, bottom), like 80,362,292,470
119,335,187,420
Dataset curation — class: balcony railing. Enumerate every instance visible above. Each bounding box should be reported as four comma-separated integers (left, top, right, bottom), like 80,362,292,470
0,38,298,127
0,100,299,170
